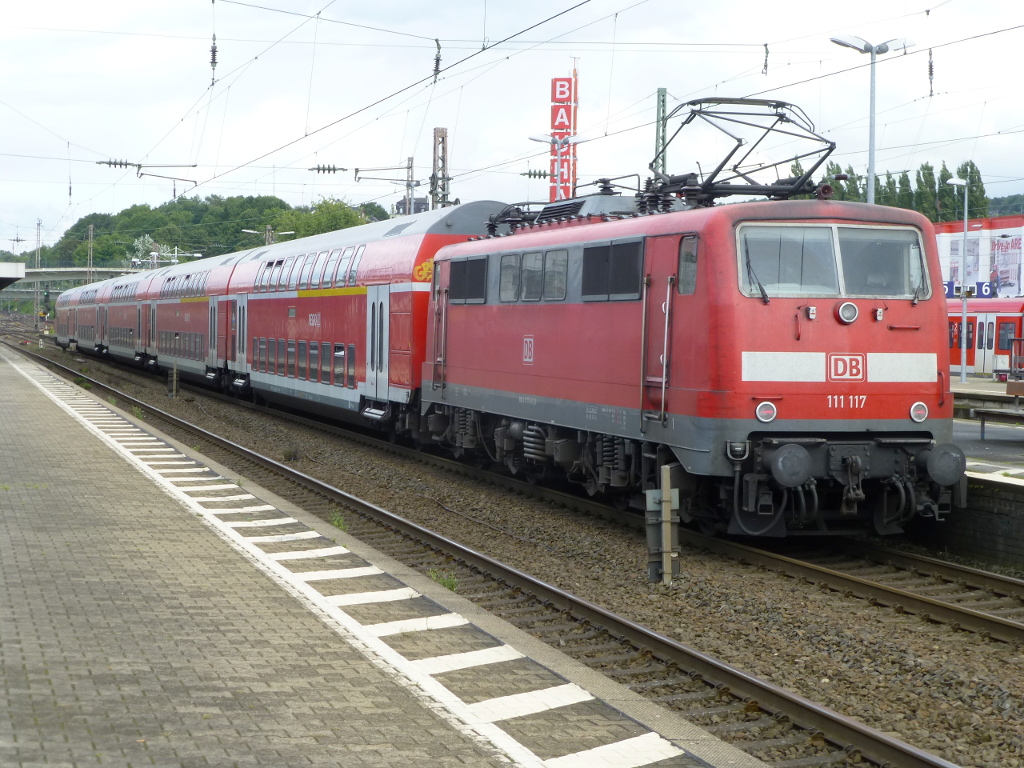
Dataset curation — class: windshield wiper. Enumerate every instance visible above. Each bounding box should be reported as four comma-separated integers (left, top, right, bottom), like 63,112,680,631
745,242,770,304
911,274,926,305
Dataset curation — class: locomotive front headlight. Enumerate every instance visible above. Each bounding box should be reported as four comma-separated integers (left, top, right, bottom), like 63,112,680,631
755,401,778,423
910,402,929,422
835,301,859,324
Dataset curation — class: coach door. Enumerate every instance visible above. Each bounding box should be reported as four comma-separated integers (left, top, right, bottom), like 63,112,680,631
218,299,237,362
641,235,678,428
208,296,217,362
365,285,390,402
235,294,248,370
949,314,977,377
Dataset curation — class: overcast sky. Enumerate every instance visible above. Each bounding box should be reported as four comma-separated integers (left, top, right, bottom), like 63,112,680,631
2,1,1021,253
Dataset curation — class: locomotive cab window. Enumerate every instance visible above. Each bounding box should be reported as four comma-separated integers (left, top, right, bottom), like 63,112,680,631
838,227,926,298
737,224,927,299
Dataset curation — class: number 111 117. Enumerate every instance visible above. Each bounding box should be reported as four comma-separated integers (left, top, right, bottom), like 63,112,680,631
828,395,867,408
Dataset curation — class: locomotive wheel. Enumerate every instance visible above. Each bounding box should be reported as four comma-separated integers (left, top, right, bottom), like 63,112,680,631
522,465,547,485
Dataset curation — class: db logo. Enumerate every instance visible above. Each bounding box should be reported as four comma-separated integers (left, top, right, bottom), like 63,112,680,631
523,335,534,365
828,353,866,381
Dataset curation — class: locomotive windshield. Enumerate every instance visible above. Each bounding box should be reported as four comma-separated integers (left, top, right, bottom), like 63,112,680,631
738,224,928,300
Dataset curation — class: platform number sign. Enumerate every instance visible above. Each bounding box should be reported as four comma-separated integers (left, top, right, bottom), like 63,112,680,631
523,335,534,365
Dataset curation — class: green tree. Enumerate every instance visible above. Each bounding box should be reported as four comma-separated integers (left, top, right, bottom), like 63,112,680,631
273,196,366,238
936,162,956,222
843,165,863,202
957,160,988,218
914,162,938,221
358,202,389,221
897,171,914,209
877,172,898,207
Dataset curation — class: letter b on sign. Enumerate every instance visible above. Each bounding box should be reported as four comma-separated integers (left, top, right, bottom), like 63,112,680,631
828,353,865,381
551,78,572,103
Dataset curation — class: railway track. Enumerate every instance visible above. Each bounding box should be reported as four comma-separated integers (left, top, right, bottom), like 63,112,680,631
2,337,965,768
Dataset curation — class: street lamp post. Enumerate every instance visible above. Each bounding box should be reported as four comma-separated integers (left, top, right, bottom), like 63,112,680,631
948,177,969,382
529,133,588,201
830,35,912,204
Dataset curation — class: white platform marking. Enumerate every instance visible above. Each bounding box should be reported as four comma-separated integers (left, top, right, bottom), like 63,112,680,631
208,504,276,513
188,494,256,502
466,683,593,724
324,588,418,606
365,613,469,638
295,567,382,581
241,530,320,543
542,732,684,768
222,517,299,528
411,645,524,675
268,546,350,560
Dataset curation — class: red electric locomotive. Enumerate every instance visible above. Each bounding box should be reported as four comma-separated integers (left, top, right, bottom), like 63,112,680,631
420,197,964,536
415,99,965,536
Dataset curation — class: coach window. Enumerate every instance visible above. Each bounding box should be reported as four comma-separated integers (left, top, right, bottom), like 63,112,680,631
499,254,520,301
298,255,315,290
348,245,366,286
255,337,262,369
999,321,1016,352
347,343,357,388
678,235,698,295
253,264,266,292
333,344,346,386
265,261,281,291
321,250,340,289
272,258,290,291
310,251,329,289
521,252,543,301
977,323,985,350
544,249,568,300
309,342,319,382
275,257,294,291
289,255,309,291
988,321,995,350
298,341,307,379
321,342,332,383
335,247,355,287
287,340,297,377
277,339,286,375
268,338,276,373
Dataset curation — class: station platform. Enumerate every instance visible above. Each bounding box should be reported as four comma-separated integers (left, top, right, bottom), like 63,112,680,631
0,348,763,768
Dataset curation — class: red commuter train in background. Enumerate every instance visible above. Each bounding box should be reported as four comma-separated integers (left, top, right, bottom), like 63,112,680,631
55,99,966,537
